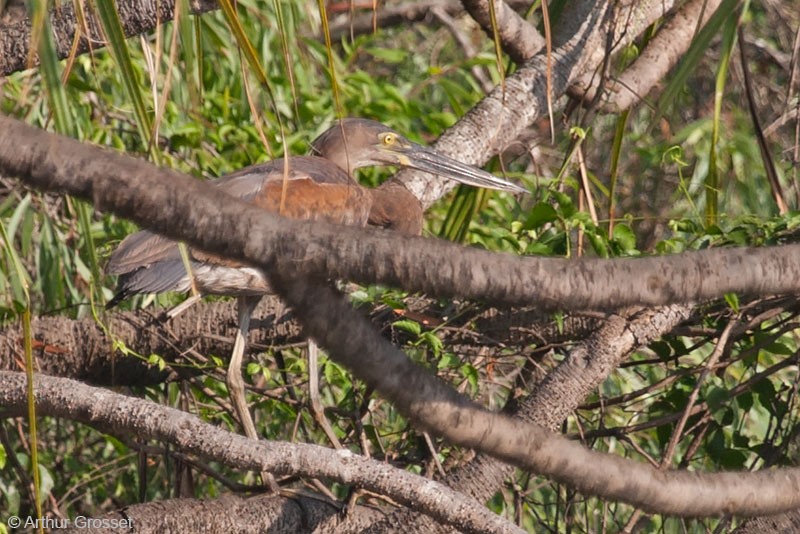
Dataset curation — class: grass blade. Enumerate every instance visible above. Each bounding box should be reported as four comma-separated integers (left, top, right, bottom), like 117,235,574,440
94,0,158,163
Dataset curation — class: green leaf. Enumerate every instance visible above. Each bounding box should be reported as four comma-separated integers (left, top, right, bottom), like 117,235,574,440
439,185,481,242
650,340,671,360
612,224,637,252
524,202,559,230
420,332,443,357
460,363,479,392
766,341,794,356
147,354,166,371
551,191,576,218
586,231,609,258
29,0,75,137
723,292,740,312
706,385,729,413
737,392,754,412
437,353,460,370
37,464,54,505
393,319,421,336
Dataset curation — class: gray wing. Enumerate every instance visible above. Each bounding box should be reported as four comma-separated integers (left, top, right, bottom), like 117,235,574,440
107,157,356,274
106,157,357,306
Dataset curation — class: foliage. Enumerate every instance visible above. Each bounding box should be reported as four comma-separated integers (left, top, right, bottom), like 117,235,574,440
1,0,799,531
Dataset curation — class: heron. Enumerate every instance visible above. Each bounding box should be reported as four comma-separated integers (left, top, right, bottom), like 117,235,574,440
105,118,525,453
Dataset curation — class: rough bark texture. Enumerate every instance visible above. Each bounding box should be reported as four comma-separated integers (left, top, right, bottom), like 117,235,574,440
0,297,587,385
733,511,800,533
362,305,694,532
3,116,800,315
60,494,342,534
0,0,217,77
0,372,523,534
573,0,722,111
461,0,545,64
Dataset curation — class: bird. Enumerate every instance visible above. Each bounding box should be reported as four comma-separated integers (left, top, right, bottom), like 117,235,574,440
105,118,526,453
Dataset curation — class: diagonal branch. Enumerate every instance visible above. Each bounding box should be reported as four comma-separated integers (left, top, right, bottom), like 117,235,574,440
363,304,694,531
0,372,523,534
271,277,800,516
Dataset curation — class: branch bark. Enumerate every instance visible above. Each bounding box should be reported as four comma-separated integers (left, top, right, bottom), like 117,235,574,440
270,277,800,516
0,297,582,385
2,115,800,314
460,0,545,64
0,0,216,77
401,0,612,205
0,372,522,534
62,494,345,534
572,0,723,112
359,304,693,531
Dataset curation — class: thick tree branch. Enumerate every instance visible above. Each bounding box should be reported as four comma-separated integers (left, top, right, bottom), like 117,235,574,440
0,298,295,386
0,0,216,77
520,305,694,428
404,0,683,204
62,494,342,534
360,304,693,531
572,0,723,111
269,277,800,516
0,372,523,534
460,0,545,64
0,297,578,386
401,0,610,204
2,116,800,314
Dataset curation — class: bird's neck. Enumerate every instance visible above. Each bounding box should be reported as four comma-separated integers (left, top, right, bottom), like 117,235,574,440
326,151,355,176
368,181,423,236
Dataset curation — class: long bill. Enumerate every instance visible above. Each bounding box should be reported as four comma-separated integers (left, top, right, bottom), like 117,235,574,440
399,144,528,194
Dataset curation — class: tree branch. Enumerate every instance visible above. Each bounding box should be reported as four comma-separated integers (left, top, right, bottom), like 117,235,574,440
572,0,723,112
0,372,523,534
62,494,342,534
269,277,800,516
359,304,693,531
2,115,800,314
460,0,545,64
0,0,216,77
0,297,580,386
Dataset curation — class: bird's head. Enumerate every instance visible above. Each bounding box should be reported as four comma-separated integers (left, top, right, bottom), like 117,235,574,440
310,118,527,194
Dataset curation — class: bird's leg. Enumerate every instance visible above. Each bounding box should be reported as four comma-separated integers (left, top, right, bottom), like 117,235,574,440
227,295,261,440
307,340,343,449
228,295,278,490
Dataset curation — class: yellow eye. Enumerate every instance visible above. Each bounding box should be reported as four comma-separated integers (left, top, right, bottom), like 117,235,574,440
380,132,397,146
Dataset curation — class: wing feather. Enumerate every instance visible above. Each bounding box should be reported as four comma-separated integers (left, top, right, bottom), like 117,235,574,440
107,156,367,302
